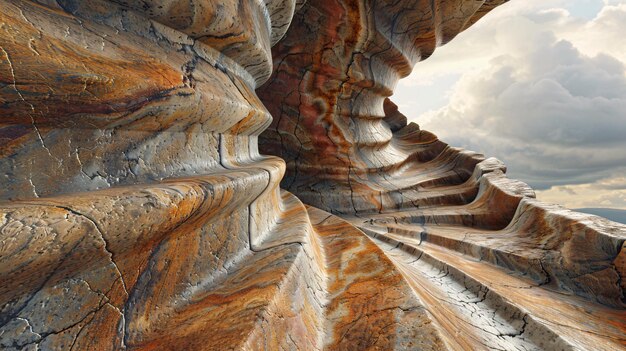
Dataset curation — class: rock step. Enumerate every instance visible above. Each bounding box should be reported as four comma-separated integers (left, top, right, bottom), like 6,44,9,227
355,194,626,307
217,205,459,350
377,157,511,212
358,171,534,230
307,206,450,350
368,223,550,285
128,243,310,350
365,230,626,351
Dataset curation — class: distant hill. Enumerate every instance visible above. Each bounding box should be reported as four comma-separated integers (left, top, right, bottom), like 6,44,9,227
575,208,626,225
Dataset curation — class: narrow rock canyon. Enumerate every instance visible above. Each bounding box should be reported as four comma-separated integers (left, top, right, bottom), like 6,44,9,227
0,0,624,350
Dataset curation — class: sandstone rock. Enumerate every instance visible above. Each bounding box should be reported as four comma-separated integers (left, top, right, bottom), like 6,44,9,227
0,0,624,350
257,0,626,349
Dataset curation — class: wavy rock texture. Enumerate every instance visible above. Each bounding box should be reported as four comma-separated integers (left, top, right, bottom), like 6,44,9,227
257,0,626,349
0,0,624,351
0,0,325,349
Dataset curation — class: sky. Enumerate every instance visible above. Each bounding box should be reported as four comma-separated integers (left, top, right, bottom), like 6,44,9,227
393,0,626,210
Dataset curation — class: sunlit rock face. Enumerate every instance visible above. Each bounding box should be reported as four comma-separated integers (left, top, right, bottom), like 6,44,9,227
258,0,626,349
0,0,326,349
0,0,624,350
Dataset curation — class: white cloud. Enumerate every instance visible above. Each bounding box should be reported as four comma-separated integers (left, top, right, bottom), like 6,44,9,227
396,1,626,200
536,175,626,210
563,3,626,62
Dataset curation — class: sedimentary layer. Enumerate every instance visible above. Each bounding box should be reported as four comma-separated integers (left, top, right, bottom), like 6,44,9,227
256,0,626,349
0,0,624,350
0,0,320,348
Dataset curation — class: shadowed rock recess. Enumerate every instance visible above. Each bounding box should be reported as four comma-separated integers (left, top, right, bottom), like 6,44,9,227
0,0,623,350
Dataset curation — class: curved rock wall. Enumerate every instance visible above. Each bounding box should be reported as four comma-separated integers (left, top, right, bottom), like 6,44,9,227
257,0,508,213
0,0,324,349
257,0,626,349
0,0,624,350
0,0,283,199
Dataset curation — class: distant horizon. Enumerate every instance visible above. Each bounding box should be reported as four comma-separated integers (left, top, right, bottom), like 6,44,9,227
394,0,626,212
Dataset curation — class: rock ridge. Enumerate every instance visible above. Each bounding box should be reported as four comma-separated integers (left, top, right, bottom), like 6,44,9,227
0,0,624,350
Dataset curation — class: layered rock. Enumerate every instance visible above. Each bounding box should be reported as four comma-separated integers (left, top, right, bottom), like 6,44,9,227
0,0,461,349
0,0,322,349
0,0,624,350
257,0,626,349
257,0,509,213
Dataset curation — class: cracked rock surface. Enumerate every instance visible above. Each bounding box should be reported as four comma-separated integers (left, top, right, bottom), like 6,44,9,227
0,0,625,350
257,0,626,349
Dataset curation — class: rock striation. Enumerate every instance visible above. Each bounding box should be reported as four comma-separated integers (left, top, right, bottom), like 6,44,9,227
257,0,626,349
0,0,321,349
0,0,624,350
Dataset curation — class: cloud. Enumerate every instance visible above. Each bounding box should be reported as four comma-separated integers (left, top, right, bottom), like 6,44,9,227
401,1,626,191
536,175,626,210
565,3,626,62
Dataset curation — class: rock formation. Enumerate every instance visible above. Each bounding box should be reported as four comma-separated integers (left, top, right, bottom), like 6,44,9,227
257,0,626,348
0,0,624,350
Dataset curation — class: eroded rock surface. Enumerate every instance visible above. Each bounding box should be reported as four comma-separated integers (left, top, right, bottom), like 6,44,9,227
257,0,626,349
0,0,624,350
